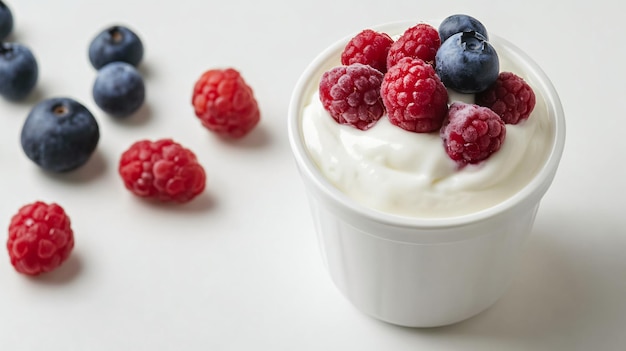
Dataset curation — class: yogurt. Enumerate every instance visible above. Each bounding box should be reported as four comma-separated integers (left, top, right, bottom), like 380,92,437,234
301,41,553,218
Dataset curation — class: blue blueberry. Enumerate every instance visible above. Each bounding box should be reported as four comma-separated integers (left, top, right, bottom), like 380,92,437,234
0,1,13,41
435,31,499,94
439,14,488,43
88,25,144,69
0,42,38,100
93,61,145,118
21,98,100,173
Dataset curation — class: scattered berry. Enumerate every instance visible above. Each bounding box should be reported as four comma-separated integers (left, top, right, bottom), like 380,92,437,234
92,61,145,118
438,14,489,43
88,25,144,69
341,29,394,73
192,68,260,138
7,201,75,276
381,57,448,133
386,23,440,69
318,63,385,130
475,72,536,124
435,31,499,93
118,139,206,203
440,102,506,164
0,1,13,41
21,97,100,172
0,42,38,100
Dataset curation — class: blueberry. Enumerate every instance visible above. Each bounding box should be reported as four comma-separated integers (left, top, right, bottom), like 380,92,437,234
435,31,499,94
0,1,13,41
88,25,144,69
21,98,100,173
439,14,488,43
92,62,145,118
0,42,38,100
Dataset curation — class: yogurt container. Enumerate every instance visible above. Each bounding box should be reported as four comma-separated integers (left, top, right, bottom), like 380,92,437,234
287,20,565,327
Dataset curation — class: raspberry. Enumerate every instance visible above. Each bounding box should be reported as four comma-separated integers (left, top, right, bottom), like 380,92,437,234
475,72,536,124
387,23,440,69
440,102,506,164
381,57,448,133
7,201,74,276
192,68,260,138
319,63,385,130
118,139,206,203
341,29,394,73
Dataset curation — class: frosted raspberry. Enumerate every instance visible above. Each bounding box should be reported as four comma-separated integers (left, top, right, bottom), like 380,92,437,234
192,68,260,138
387,23,440,69
381,57,448,133
341,29,394,73
475,72,536,124
319,63,385,130
119,139,206,203
7,201,74,276
440,102,506,164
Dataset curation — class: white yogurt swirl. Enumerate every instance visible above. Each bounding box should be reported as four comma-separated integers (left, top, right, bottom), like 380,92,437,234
302,54,552,218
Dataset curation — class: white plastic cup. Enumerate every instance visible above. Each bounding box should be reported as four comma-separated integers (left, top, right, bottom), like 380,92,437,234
287,21,566,327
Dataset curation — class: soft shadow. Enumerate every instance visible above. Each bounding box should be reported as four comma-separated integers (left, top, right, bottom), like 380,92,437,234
42,148,108,184
106,101,152,127
28,253,83,285
383,212,626,348
137,61,155,80
10,84,46,106
4,31,17,42
134,190,217,214
219,123,272,149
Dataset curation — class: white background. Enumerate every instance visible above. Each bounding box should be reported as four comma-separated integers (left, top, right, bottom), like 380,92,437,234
0,0,624,350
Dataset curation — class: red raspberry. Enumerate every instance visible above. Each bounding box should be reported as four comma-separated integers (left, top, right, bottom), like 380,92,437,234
440,102,506,164
381,57,448,133
119,139,206,203
319,63,385,130
387,23,440,69
475,72,536,124
7,201,74,276
192,68,260,138
341,29,394,73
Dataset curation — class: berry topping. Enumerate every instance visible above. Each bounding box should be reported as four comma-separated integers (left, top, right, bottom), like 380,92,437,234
21,97,100,173
192,68,260,138
381,57,448,133
88,25,144,69
92,61,145,118
318,63,385,130
0,42,38,101
341,29,394,73
440,102,506,164
7,201,75,276
118,139,206,203
387,23,440,69
475,72,536,124
435,31,499,93
438,14,489,43
0,1,14,41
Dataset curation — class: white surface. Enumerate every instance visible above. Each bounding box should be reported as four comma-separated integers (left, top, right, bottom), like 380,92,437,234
0,0,623,350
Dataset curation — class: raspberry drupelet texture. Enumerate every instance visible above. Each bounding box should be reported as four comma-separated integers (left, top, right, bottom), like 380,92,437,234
319,63,385,130
381,57,448,133
440,102,506,165
475,71,536,124
119,139,206,203
386,23,440,69
7,201,74,276
192,68,260,138
341,29,394,73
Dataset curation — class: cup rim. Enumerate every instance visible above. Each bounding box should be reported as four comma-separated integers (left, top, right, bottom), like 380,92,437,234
287,20,566,230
